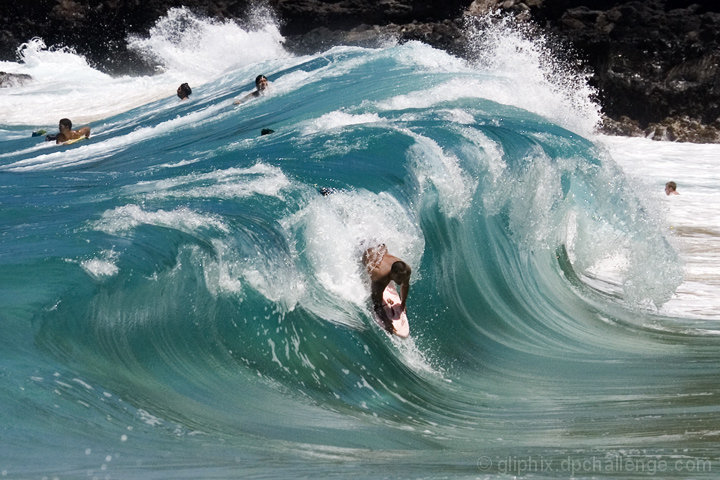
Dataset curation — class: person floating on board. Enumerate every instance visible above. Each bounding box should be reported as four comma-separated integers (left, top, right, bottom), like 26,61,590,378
177,82,192,100
55,118,90,144
233,74,269,105
362,244,411,334
665,181,679,196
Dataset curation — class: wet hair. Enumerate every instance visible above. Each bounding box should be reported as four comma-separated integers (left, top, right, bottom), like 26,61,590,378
391,261,411,279
255,75,267,86
177,83,192,99
666,181,677,190
59,118,72,130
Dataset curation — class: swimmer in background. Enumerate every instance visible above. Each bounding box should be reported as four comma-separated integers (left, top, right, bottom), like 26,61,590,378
177,83,192,100
665,181,679,196
362,244,411,333
54,118,90,144
233,75,269,105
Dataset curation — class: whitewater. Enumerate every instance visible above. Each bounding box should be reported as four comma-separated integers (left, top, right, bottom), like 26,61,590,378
1,8,719,479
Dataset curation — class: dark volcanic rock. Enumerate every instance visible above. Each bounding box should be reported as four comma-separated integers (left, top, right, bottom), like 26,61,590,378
644,116,720,143
275,0,469,33
482,0,720,141
283,19,466,57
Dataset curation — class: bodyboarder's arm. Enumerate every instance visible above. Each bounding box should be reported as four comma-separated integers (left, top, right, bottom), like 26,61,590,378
399,280,409,312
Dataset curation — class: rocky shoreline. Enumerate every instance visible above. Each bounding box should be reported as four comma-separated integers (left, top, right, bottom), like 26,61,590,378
1,0,719,142
496,0,720,142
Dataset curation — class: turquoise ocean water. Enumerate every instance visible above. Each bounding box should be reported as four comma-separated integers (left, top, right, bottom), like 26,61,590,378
1,9,719,479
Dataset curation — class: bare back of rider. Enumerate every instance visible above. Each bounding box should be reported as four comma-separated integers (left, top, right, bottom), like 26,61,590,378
55,118,90,144
362,244,411,333
56,127,90,144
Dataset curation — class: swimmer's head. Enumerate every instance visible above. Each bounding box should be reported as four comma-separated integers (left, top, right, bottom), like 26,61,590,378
255,75,268,91
177,83,192,100
59,118,72,131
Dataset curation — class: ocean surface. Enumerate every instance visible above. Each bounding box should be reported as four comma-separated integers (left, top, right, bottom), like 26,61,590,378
1,8,719,479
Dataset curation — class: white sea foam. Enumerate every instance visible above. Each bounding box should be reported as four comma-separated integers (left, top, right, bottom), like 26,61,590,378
93,204,228,235
392,335,443,376
197,237,306,311
128,163,291,200
599,135,720,320
0,7,288,126
374,77,485,112
404,129,478,218
198,241,246,297
81,250,120,280
439,109,477,124
0,38,181,126
71,378,94,390
464,13,601,137
393,40,467,72
302,111,384,135
137,409,163,427
127,6,287,77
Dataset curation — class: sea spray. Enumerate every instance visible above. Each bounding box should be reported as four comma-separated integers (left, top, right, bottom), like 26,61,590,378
463,11,601,136
127,6,288,77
